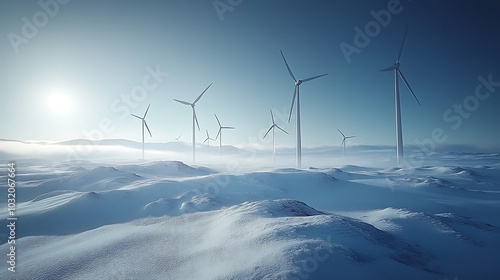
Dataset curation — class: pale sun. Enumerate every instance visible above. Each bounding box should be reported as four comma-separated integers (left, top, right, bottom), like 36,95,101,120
47,91,73,114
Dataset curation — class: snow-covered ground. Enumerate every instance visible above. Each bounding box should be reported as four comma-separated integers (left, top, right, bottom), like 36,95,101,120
1,143,500,279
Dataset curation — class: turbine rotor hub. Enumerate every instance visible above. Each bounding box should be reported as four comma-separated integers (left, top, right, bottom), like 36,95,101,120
296,80,302,86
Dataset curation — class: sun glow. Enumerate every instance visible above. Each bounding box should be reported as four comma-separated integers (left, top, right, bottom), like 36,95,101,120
47,91,73,114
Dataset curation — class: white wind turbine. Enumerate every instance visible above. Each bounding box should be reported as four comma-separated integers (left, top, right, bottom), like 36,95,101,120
131,104,152,160
280,50,328,168
203,129,215,156
175,134,181,141
174,83,212,163
380,27,420,166
337,129,356,156
263,109,288,164
214,114,234,157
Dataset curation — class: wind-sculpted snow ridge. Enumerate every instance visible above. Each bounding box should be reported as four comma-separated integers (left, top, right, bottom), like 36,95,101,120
14,161,216,202
15,165,143,202
387,176,457,189
0,199,438,280
64,166,142,189
1,156,499,279
117,160,217,178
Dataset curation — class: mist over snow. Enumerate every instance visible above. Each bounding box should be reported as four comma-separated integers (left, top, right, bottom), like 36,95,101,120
1,140,500,279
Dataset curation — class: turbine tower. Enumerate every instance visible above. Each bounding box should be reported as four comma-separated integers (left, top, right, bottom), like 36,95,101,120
131,104,152,160
214,114,234,157
280,50,328,168
379,27,420,166
337,128,356,156
203,129,215,156
263,109,288,164
174,83,212,163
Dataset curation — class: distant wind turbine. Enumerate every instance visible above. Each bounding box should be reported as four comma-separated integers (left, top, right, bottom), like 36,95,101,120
203,129,215,156
175,134,181,141
131,104,152,160
214,114,234,157
263,109,288,164
337,129,356,156
280,50,328,168
174,83,212,163
379,27,420,166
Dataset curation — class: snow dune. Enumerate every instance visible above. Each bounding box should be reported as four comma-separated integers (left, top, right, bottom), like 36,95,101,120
1,199,442,279
0,154,499,279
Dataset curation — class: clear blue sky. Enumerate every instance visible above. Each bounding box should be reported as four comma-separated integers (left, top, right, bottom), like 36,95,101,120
1,0,499,151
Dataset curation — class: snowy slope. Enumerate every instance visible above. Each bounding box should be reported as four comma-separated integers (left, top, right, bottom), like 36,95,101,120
0,200,446,279
0,153,499,279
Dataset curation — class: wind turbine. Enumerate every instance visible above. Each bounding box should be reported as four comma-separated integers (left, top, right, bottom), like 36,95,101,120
379,27,420,166
174,83,212,163
337,129,356,156
280,50,328,168
263,109,288,164
175,135,181,141
203,129,215,156
131,104,152,160
214,114,234,157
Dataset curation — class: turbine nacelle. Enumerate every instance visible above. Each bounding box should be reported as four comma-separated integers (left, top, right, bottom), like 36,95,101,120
263,109,288,139
131,104,152,137
280,50,328,168
214,114,235,141
131,104,153,160
379,26,421,165
173,83,212,162
380,62,400,72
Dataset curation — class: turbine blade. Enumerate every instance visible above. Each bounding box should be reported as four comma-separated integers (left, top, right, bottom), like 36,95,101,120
174,99,191,106
214,114,221,127
276,125,289,135
215,128,221,140
206,129,209,138
288,86,297,123
379,66,396,72
280,50,297,82
397,26,409,63
341,139,345,146
346,136,356,139
144,121,152,137
193,108,200,131
143,104,150,118
263,126,273,139
270,109,275,124
131,114,142,119
398,70,421,105
223,126,235,129
194,83,212,104
337,128,345,138
302,73,328,83
203,138,209,144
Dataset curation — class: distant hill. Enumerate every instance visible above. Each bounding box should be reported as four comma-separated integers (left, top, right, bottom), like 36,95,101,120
52,138,244,154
